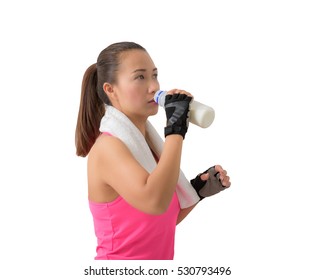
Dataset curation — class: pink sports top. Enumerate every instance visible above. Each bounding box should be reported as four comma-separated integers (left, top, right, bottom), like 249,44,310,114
89,132,180,260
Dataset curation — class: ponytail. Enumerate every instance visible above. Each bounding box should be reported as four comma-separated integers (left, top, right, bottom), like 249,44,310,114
75,64,105,157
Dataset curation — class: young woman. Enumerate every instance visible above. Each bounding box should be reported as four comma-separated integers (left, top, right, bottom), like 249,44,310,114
75,42,231,260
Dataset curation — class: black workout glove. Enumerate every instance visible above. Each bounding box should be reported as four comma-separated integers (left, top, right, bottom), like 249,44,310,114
164,93,192,139
190,166,227,200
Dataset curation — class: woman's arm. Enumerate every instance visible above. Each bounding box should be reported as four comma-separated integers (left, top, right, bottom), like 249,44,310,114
176,203,198,225
176,165,231,224
90,92,192,215
92,134,184,215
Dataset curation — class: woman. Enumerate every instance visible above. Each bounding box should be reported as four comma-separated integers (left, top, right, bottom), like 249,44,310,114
75,42,231,260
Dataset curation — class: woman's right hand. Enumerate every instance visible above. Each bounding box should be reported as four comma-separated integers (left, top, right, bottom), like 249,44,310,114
164,89,193,139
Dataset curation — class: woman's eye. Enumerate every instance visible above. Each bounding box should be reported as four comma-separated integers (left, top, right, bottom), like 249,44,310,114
153,74,158,79
137,75,145,80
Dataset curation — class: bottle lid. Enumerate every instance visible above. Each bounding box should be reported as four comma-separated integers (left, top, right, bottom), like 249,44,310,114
154,90,166,105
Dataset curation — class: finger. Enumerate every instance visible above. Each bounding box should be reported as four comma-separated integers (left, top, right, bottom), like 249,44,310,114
167,89,193,98
215,165,223,173
215,165,227,175
221,176,231,188
200,173,210,181
166,89,177,95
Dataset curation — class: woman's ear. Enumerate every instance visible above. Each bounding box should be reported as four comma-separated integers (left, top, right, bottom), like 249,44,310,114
103,83,119,105
103,83,113,98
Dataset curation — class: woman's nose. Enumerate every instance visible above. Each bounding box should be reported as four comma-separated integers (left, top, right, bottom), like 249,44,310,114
149,79,159,93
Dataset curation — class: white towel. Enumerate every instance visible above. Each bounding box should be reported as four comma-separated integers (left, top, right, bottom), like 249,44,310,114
99,105,200,209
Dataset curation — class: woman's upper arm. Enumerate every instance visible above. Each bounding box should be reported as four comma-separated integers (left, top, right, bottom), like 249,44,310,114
94,135,158,214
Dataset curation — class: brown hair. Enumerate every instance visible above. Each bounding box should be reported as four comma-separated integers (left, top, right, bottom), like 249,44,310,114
75,42,146,157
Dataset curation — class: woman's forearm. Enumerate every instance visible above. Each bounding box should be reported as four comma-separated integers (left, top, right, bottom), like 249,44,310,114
146,135,183,212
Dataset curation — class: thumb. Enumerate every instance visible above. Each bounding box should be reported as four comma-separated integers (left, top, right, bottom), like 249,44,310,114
200,173,210,181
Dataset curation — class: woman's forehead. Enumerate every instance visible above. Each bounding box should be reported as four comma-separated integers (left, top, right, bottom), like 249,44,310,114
118,50,156,72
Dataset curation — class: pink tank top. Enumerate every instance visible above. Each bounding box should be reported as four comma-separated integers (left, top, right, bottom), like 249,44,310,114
89,132,180,260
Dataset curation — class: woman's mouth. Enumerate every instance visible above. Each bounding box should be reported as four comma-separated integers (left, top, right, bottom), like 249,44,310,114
148,99,156,103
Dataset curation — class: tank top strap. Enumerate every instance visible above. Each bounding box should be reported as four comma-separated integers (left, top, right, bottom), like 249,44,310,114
102,132,113,136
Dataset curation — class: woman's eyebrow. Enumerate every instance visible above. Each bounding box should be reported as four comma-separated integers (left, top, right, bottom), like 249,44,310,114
132,69,146,73
132,68,158,73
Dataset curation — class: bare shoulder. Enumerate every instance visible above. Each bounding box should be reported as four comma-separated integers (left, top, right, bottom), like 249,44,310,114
87,134,132,203
88,133,153,210
88,133,136,178
89,134,131,162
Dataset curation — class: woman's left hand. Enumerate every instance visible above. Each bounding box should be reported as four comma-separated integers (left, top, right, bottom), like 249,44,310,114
200,165,231,188
190,165,231,200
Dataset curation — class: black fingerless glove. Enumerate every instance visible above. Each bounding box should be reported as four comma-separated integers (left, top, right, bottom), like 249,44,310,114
190,166,227,200
164,93,192,139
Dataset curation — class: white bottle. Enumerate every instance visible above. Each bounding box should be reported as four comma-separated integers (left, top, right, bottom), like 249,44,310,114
154,90,215,128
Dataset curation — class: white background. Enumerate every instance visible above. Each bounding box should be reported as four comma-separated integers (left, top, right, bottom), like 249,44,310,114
0,0,313,279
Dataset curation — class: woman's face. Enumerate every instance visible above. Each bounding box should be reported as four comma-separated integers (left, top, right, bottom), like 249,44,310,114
111,49,160,120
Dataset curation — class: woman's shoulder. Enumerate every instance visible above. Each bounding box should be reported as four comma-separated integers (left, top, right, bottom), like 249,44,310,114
89,133,131,161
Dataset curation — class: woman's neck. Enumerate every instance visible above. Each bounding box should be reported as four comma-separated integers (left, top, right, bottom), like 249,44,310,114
127,114,147,137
